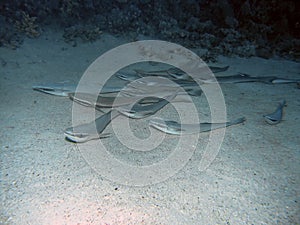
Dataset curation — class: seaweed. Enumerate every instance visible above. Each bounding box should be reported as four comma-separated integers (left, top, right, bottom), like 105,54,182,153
14,11,40,38
0,0,298,60
63,24,102,46
0,16,23,49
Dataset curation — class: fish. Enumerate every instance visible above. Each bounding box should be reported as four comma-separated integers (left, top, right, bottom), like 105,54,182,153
166,66,230,80
64,93,178,142
135,65,229,76
33,81,129,96
68,92,163,109
214,74,300,84
263,100,286,125
32,81,76,96
116,92,178,119
118,66,229,82
123,77,202,97
116,71,143,82
64,109,120,143
149,117,246,135
68,89,193,109
209,65,230,73
214,73,278,84
117,70,282,85
270,78,300,84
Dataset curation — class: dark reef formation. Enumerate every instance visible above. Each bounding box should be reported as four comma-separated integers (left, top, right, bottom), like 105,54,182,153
0,0,299,61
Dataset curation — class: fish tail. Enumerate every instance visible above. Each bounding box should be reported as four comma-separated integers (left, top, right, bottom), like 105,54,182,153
228,117,246,126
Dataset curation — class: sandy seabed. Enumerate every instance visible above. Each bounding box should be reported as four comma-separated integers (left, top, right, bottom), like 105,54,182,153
0,29,299,224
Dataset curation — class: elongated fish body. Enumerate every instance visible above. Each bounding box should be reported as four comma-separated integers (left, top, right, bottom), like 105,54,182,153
68,92,162,109
214,73,277,84
64,94,177,142
263,100,286,125
68,90,192,110
149,117,246,135
132,65,229,81
32,81,126,96
209,65,230,73
166,66,230,79
117,93,177,119
32,82,76,96
116,71,143,81
64,109,120,143
120,71,278,84
271,79,300,84
216,74,300,84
